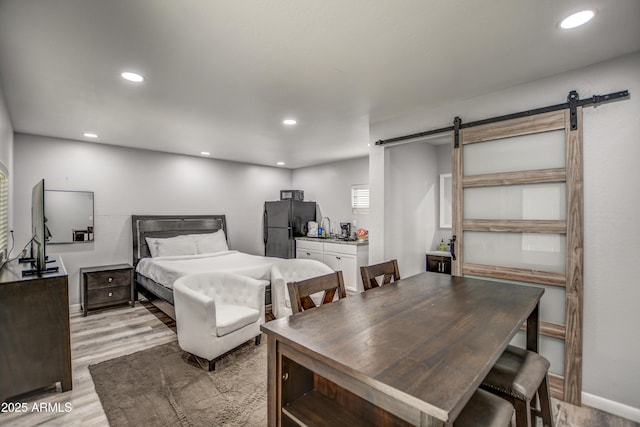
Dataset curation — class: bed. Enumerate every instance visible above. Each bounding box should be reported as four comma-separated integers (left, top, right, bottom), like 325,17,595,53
132,215,275,319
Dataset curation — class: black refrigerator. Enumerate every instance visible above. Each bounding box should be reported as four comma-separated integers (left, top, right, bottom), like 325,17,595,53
263,200,316,258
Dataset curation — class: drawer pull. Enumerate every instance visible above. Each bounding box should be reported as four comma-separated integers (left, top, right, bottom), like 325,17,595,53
108,277,113,283
108,292,113,297
336,256,341,260
282,372,289,381
306,252,311,256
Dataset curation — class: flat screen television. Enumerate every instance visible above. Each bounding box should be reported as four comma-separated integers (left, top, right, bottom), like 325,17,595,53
31,178,46,271
22,179,57,276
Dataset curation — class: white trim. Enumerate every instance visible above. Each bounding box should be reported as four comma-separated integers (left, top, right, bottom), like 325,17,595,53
69,303,82,314
582,392,640,422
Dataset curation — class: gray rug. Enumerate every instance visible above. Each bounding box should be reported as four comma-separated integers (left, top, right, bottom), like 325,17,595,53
89,340,267,426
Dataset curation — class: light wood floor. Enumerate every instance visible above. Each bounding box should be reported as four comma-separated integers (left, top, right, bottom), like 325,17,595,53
1,302,637,427
0,302,177,426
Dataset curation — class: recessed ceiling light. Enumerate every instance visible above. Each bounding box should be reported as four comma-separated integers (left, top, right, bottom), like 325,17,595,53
276,161,285,166
560,10,595,29
200,151,211,156
121,71,145,82
283,119,297,125
83,132,98,138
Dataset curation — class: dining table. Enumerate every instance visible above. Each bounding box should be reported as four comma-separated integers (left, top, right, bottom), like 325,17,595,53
260,271,544,426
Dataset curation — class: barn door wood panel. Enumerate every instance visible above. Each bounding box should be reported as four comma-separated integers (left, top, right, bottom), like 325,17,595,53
451,108,583,405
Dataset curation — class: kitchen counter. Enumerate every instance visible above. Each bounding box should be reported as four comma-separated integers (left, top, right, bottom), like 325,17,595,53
296,236,368,246
426,250,451,257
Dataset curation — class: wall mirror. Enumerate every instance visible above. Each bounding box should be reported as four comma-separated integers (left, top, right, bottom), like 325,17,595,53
45,190,94,243
439,174,452,228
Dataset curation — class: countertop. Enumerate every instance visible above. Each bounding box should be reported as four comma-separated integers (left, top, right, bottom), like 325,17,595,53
296,236,369,246
426,250,452,257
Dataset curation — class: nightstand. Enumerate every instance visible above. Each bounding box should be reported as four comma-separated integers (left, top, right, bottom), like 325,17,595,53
80,264,134,316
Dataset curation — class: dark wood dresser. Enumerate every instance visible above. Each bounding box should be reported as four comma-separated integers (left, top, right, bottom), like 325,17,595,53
0,258,71,403
80,264,134,316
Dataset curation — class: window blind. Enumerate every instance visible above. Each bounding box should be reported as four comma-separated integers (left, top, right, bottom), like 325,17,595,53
351,185,369,214
0,171,8,257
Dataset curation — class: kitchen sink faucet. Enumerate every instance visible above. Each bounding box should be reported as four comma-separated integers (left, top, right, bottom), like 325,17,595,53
321,217,332,237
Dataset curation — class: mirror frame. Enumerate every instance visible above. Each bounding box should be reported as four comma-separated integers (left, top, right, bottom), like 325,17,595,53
439,173,452,229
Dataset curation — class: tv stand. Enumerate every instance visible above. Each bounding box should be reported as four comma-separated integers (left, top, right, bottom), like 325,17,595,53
22,265,59,277
20,256,59,277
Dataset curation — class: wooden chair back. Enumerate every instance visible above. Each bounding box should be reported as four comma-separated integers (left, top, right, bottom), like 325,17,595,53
287,271,347,314
360,259,401,291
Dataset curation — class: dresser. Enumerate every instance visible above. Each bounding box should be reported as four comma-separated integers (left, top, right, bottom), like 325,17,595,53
0,258,71,403
80,264,134,316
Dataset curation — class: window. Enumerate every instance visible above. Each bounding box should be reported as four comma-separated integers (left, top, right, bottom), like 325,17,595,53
0,170,8,258
351,184,369,214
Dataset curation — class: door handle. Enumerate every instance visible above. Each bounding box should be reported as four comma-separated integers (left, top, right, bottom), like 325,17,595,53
449,235,457,261
263,209,268,245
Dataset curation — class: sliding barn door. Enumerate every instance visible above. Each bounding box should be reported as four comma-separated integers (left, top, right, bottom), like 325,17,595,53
451,109,583,405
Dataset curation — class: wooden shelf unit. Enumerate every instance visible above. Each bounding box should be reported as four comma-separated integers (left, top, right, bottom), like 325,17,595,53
281,356,410,427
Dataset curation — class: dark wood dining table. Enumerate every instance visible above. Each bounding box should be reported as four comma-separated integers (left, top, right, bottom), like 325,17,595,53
260,271,544,426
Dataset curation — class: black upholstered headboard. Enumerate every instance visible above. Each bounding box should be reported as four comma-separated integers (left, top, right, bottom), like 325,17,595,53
131,215,227,267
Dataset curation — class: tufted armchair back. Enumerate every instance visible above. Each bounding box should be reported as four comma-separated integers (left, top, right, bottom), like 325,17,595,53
179,272,264,309
270,259,334,318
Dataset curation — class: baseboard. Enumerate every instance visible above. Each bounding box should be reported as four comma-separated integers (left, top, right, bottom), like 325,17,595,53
582,392,640,422
69,303,82,313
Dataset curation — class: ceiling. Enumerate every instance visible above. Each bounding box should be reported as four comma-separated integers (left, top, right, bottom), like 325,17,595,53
0,1,639,169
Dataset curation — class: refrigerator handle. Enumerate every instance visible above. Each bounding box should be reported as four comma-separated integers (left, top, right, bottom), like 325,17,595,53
263,208,268,245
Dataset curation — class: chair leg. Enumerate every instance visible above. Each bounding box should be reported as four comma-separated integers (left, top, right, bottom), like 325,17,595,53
255,334,261,345
513,399,532,427
207,359,215,371
538,374,553,427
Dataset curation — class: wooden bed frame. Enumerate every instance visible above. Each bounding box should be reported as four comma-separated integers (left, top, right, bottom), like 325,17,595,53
131,214,228,319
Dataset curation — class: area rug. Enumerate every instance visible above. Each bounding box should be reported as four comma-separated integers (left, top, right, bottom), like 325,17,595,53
89,340,267,426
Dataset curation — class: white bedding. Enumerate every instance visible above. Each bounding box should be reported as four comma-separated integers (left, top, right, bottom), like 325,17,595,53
135,251,278,289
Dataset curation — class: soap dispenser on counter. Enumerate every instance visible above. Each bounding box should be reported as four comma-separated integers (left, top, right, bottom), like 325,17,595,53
438,239,446,251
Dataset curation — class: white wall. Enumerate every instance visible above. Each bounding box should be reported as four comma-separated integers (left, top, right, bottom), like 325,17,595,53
13,134,291,304
292,156,369,235
385,141,438,277
369,52,640,417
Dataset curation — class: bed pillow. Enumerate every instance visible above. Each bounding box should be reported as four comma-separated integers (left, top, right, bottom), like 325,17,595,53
146,235,197,257
192,230,229,254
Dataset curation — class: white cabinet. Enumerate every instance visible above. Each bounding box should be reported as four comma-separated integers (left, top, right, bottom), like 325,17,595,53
296,239,369,293
295,239,324,262
323,251,357,290
296,247,324,262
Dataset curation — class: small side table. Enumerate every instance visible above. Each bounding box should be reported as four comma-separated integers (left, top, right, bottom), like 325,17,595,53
80,263,134,316
426,251,452,274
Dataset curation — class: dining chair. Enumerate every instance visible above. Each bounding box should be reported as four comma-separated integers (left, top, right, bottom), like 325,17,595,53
481,345,553,427
360,259,400,291
454,389,514,427
287,271,346,314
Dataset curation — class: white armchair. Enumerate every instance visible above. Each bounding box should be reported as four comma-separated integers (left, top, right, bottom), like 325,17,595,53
173,272,267,370
270,259,334,318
